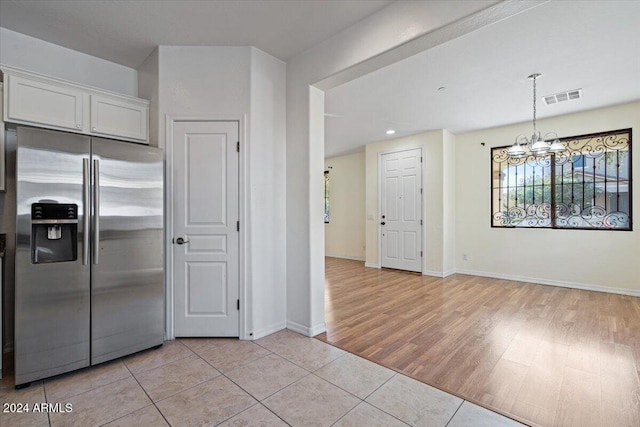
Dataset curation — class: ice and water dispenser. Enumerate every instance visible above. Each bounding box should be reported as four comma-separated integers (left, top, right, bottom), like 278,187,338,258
31,203,78,263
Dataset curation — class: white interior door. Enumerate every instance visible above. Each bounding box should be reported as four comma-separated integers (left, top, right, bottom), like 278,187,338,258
380,148,422,272
173,121,239,336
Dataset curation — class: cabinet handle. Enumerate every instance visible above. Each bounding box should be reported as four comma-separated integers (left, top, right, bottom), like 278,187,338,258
76,124,81,129
92,127,97,131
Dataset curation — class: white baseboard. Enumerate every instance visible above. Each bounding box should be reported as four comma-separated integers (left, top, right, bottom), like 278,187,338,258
422,269,456,278
286,320,327,337
364,263,380,269
249,322,286,340
422,270,443,278
309,322,327,337
325,254,365,262
443,269,456,278
286,320,307,335
455,268,640,297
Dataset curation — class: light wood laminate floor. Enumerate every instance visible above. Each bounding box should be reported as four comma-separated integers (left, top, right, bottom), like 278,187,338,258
318,257,640,427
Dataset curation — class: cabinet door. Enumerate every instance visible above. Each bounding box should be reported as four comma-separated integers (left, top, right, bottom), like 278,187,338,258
90,95,148,143
6,74,84,132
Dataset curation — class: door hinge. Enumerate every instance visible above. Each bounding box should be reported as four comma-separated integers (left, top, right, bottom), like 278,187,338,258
237,141,240,152
421,251,423,257
420,219,423,225
421,156,423,163
237,299,240,311
420,188,423,194
237,221,240,232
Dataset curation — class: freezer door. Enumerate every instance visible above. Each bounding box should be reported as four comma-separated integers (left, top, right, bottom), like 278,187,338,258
15,126,91,385
90,138,164,364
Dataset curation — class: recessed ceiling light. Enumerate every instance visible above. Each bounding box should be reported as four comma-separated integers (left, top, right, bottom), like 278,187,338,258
386,129,396,135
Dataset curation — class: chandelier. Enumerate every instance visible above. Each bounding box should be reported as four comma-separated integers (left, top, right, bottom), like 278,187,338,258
507,73,566,159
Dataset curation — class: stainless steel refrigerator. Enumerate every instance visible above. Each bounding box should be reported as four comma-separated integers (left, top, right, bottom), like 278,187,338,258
14,126,164,386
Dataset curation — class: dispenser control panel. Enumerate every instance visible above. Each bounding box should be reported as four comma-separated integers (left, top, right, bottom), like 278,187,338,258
32,203,78,220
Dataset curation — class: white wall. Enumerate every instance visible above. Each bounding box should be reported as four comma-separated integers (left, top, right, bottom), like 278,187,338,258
0,28,137,96
442,130,456,276
365,131,452,276
158,46,251,131
142,46,287,339
137,48,159,146
455,101,640,295
324,152,366,261
286,1,529,335
248,48,287,338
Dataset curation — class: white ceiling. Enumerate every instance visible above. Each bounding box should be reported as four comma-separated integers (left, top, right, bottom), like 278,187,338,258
1,1,638,159
325,0,640,157
0,0,392,67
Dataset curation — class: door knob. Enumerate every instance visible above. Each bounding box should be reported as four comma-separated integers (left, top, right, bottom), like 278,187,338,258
175,237,190,245
380,221,386,226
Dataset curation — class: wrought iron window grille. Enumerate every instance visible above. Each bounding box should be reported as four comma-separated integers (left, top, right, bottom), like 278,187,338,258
491,128,632,230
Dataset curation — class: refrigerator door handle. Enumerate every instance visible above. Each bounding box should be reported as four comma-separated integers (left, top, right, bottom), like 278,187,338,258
93,159,100,265
83,158,90,265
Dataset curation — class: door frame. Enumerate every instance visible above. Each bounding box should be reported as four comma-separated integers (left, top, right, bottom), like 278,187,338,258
165,114,247,340
377,146,424,273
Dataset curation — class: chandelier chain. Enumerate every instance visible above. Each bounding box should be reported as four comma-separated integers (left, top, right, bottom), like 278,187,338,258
532,75,537,133
507,72,566,159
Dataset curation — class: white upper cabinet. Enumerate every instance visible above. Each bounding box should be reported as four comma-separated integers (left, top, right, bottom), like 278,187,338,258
6,74,84,132
2,67,149,144
90,94,148,142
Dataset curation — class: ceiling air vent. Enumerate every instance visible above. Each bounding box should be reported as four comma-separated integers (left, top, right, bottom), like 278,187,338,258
542,89,582,105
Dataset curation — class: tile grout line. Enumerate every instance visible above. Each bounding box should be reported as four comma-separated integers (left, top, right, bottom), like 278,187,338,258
145,351,225,405
96,403,157,427
183,339,275,373
42,381,52,427
249,332,412,423
256,401,293,427
252,344,332,374
42,362,130,403
230,353,316,402
124,342,195,376
329,400,363,427
210,338,363,425
44,363,143,426
228,349,383,427
443,399,465,427
248,370,314,403
357,373,414,426
189,345,268,424
121,356,173,427
198,350,302,426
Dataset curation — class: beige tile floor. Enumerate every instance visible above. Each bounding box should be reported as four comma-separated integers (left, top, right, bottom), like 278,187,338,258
0,329,526,427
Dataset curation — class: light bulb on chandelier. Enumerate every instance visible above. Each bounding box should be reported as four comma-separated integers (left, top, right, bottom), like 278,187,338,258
507,73,567,159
